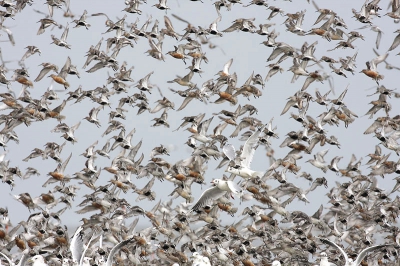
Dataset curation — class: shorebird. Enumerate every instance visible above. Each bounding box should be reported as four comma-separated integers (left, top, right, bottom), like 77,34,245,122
190,117,213,143
43,153,72,187
360,53,388,84
37,18,59,35
136,71,155,93
49,56,71,89
51,23,71,49
73,10,90,29
168,71,196,88
207,15,223,36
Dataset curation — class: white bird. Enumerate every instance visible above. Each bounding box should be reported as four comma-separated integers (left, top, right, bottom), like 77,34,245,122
27,255,48,266
70,226,84,265
320,238,390,266
224,125,265,178
70,226,95,266
272,260,281,266
190,178,242,211
191,252,211,266
319,252,337,266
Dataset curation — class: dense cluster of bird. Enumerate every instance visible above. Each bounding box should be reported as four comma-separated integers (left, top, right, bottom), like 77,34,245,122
0,0,400,265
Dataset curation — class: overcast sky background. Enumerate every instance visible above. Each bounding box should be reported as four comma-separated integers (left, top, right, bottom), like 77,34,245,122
0,0,400,234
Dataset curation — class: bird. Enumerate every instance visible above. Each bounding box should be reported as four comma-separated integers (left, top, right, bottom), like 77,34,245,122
37,18,59,35
43,153,72,187
49,56,71,89
190,178,242,211
51,23,71,49
70,226,94,266
27,255,48,266
1,1,400,265
360,53,388,84
0,251,28,266
319,252,337,266
73,10,91,29
272,261,281,266
35,63,59,82
320,238,391,266
191,252,211,266
224,125,265,179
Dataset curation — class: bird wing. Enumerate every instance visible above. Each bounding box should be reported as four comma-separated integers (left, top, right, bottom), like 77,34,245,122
316,149,329,163
226,181,241,194
164,16,175,32
70,226,84,264
143,177,155,191
150,103,165,113
191,186,226,211
388,33,400,51
311,204,323,219
106,237,134,266
60,56,71,79
182,71,194,82
241,125,265,168
243,71,254,86
354,244,390,266
229,119,251,138
223,58,233,74
60,153,72,173
61,24,69,41
375,30,382,50
1,27,15,46
319,238,349,264
177,97,194,111
198,117,213,136
222,22,241,33
371,53,388,70
144,71,154,82
34,67,52,82
320,13,335,31
17,253,28,266
195,113,206,124
0,251,13,266
223,144,236,161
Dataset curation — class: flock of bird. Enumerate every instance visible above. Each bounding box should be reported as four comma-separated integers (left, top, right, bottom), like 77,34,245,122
0,0,400,265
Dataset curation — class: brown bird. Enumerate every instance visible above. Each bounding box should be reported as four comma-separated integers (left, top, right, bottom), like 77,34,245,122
49,56,71,89
361,53,388,84
43,153,72,187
